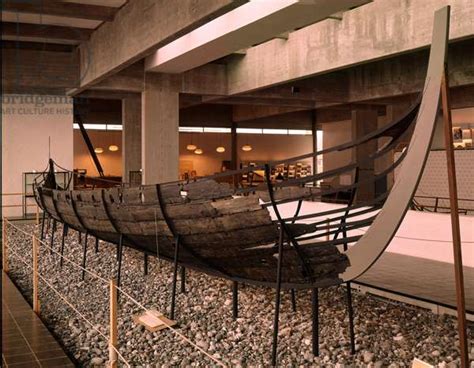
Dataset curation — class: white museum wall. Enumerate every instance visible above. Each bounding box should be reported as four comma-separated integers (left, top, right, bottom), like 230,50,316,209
2,95,73,217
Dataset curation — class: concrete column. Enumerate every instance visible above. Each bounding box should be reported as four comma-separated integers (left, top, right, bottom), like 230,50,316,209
311,110,317,177
141,73,180,184
230,121,238,188
122,95,142,183
352,109,378,202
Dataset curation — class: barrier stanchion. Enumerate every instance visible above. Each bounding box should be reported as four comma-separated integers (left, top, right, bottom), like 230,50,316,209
2,218,8,273
33,235,40,314
109,279,118,368
326,218,330,241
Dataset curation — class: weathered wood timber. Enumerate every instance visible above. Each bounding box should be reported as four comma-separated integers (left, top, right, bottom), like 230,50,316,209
34,80,428,289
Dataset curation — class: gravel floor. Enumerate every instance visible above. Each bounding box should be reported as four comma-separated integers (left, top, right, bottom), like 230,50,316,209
5,222,474,367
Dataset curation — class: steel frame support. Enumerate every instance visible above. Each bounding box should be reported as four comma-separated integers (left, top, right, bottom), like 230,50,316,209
144,254,149,276
312,287,319,356
117,234,124,288
49,219,56,255
180,267,186,294
81,232,88,280
76,114,105,177
264,164,313,282
271,227,284,366
345,282,356,354
40,212,46,240
59,224,68,268
170,235,180,320
290,289,297,312
232,281,238,320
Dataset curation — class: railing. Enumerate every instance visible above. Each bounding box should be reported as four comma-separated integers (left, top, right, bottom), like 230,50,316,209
412,195,474,215
1,218,226,367
1,192,41,222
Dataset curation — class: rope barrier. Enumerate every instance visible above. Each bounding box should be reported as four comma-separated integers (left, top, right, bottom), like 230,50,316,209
7,241,131,367
6,220,110,285
4,219,227,367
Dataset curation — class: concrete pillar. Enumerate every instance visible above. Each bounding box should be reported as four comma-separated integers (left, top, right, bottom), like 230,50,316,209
311,110,317,178
352,109,378,202
230,121,238,188
122,95,142,184
141,73,180,184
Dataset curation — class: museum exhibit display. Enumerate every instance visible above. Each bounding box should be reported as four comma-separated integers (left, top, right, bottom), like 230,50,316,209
2,0,473,367
24,6,468,366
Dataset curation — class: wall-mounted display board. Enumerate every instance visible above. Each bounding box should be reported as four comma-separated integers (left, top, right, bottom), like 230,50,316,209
452,123,473,149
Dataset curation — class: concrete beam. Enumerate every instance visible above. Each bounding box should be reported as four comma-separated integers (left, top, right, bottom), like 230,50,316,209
233,105,308,122
2,0,118,21
145,0,368,73
2,48,78,94
2,22,93,42
227,0,474,94
88,63,227,96
348,39,474,102
78,0,245,91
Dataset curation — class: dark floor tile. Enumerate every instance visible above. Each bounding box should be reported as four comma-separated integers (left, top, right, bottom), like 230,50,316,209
30,342,65,353
2,342,31,355
7,361,41,368
39,357,76,367
2,274,74,367
4,352,37,365
35,349,68,360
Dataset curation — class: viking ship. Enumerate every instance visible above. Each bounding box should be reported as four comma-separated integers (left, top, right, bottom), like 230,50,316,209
33,6,449,362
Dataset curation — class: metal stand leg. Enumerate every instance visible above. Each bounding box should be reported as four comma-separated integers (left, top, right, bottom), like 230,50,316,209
117,235,123,287
144,254,148,276
170,236,180,320
60,224,68,269
40,213,46,241
180,267,186,294
271,228,284,367
95,237,99,253
232,281,238,320
81,232,88,281
290,289,297,312
78,231,82,243
49,220,57,255
312,288,319,356
46,216,51,234
346,282,356,354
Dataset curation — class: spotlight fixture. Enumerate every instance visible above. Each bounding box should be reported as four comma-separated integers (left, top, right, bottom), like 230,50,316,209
108,145,119,152
94,147,104,154
186,144,197,151
194,148,203,155
241,144,252,152
216,146,226,153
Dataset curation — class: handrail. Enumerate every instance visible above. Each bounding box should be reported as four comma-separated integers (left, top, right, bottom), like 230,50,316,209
414,194,474,202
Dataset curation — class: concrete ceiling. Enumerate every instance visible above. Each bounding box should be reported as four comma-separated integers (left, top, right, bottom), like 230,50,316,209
145,0,369,73
1,0,127,46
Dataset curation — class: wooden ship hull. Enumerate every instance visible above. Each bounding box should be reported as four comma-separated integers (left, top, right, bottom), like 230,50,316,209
34,7,448,292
